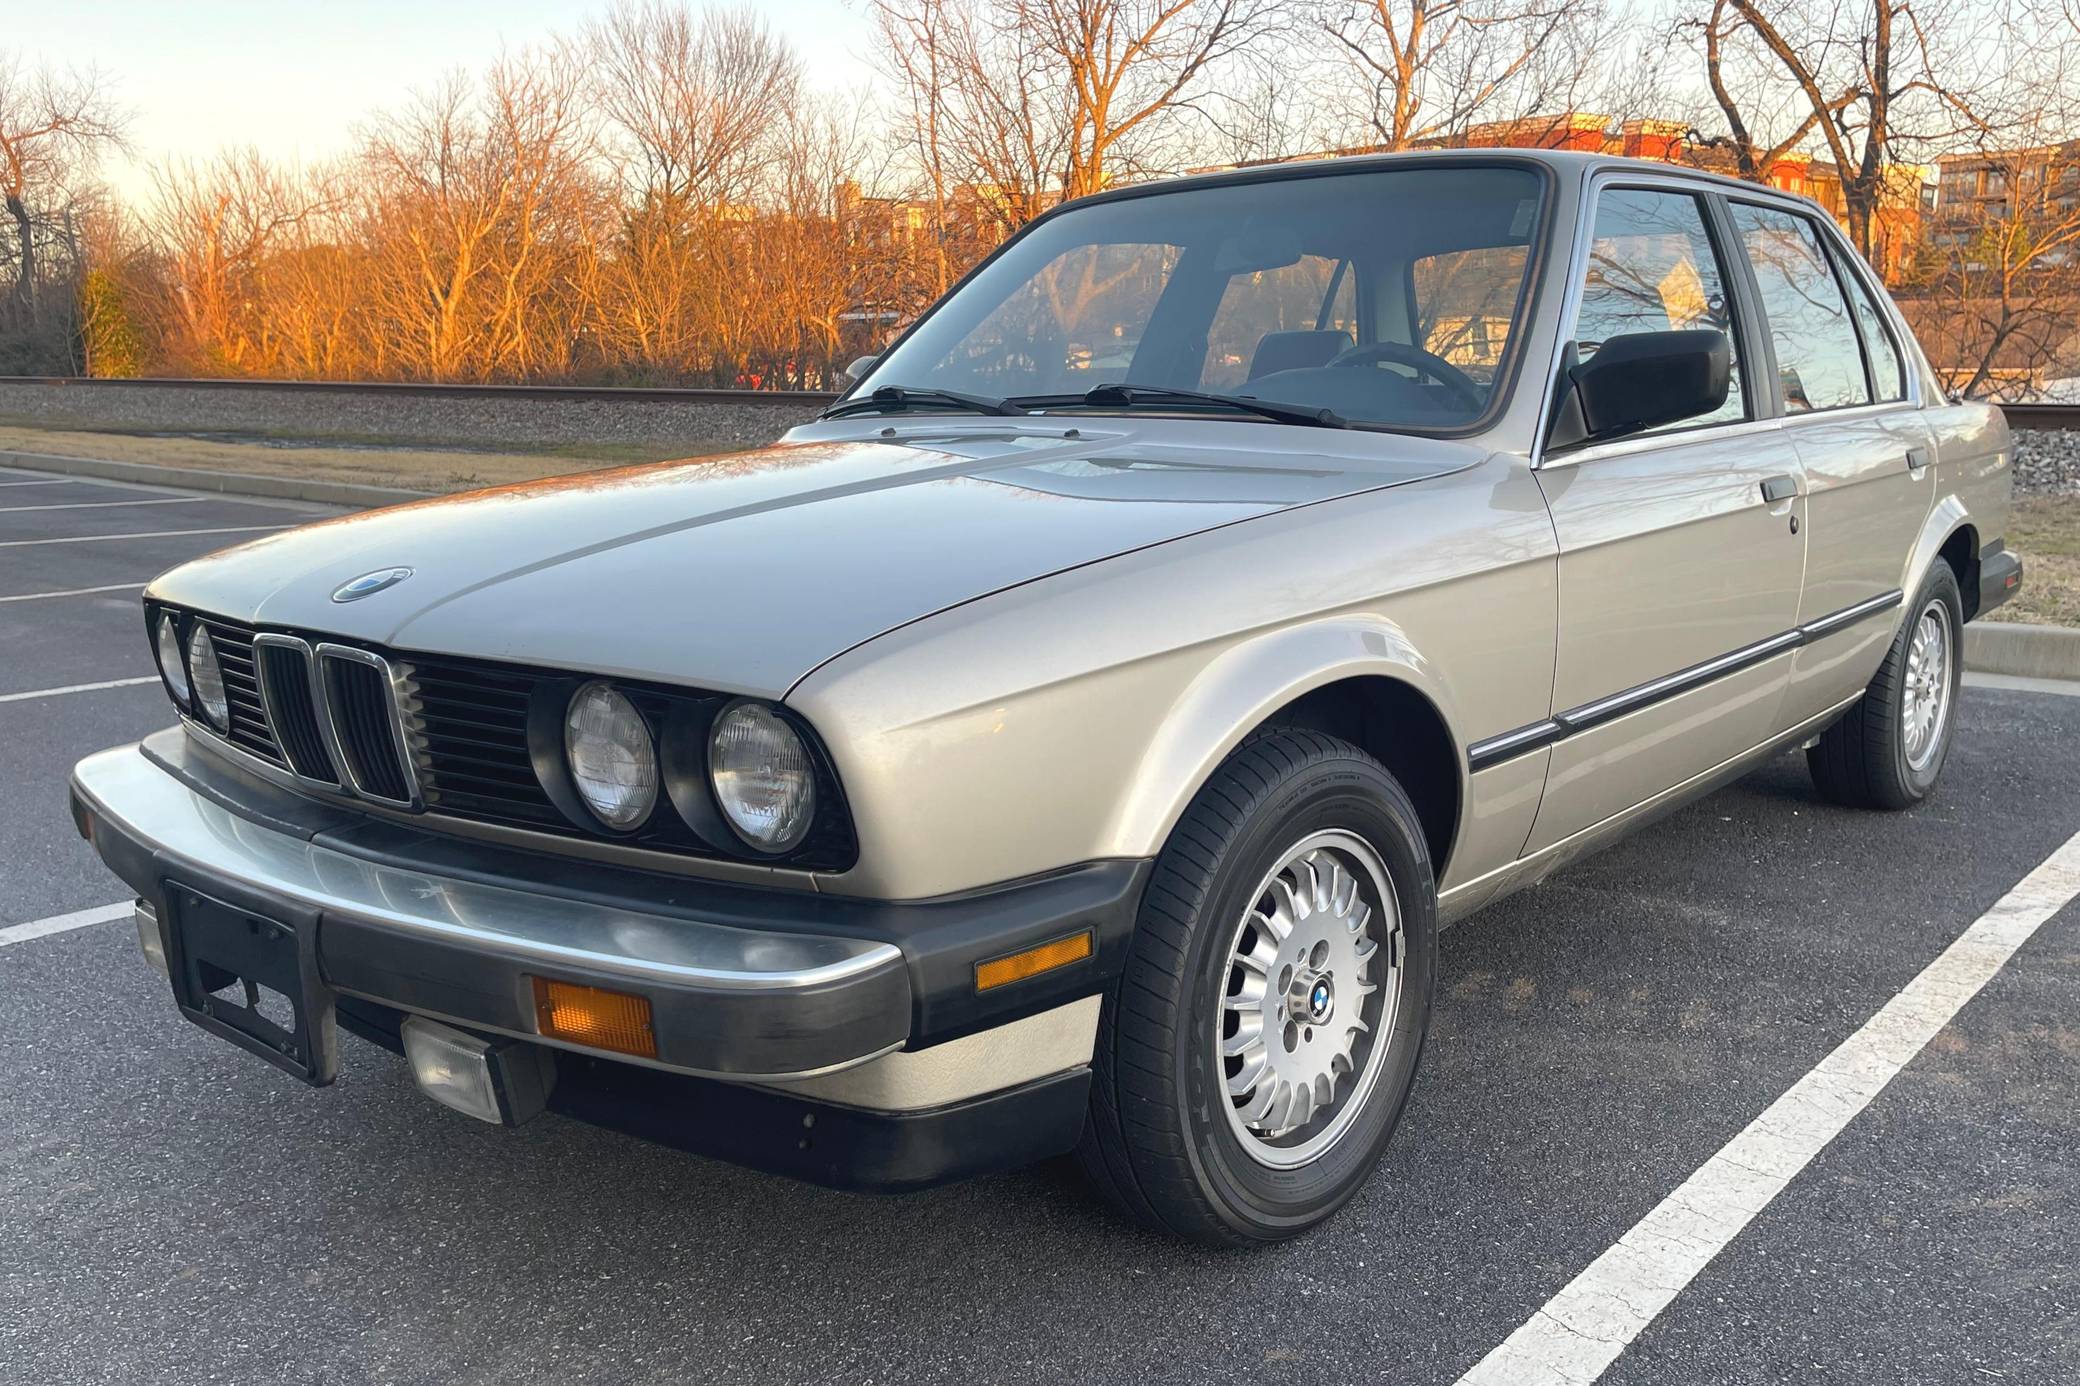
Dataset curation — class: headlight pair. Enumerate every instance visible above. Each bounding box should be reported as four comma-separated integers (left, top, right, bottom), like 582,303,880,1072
561,683,817,854
154,611,230,732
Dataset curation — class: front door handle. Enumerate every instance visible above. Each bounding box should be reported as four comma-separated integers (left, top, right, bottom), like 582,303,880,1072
1906,447,1931,475
1760,474,1798,503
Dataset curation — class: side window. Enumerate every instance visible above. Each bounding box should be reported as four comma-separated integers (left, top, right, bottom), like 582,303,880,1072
1833,250,1907,402
1199,255,1354,390
1571,188,1745,429
1728,204,1871,413
1413,245,1528,387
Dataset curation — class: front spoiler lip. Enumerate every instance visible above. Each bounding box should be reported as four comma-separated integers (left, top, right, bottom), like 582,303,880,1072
70,742,911,1080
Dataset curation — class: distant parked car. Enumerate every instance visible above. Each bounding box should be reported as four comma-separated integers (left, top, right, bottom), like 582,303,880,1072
74,149,2018,1245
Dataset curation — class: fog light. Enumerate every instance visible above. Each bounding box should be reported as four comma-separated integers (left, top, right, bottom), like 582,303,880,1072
402,1016,504,1123
530,976,657,1058
133,899,168,977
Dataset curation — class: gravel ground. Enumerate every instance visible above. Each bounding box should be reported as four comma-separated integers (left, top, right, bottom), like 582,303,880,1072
2014,428,2080,497
0,381,826,456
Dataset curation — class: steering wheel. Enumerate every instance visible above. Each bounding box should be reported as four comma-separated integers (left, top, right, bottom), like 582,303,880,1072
1324,341,1486,409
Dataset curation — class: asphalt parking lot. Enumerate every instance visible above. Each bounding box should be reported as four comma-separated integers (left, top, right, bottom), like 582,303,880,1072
2,459,2076,1386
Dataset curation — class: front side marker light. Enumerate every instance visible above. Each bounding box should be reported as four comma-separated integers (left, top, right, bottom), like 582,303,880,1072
530,976,657,1059
975,930,1095,992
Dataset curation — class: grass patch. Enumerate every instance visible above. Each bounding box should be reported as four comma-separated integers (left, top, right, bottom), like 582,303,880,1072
1992,495,2080,629
0,423,726,493
0,411,715,466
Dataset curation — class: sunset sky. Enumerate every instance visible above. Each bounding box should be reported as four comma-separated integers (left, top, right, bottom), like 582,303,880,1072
21,0,880,197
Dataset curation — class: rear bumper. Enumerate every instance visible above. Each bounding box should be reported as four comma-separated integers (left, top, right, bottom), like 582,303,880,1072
71,732,1146,1189
1978,545,2023,619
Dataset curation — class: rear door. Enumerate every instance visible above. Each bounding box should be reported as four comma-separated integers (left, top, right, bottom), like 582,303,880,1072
1719,200,1936,725
1522,181,1809,855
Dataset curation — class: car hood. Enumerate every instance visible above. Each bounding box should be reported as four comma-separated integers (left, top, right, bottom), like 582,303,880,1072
148,427,1479,697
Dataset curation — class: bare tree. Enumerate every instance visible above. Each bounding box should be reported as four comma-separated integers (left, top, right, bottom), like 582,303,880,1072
1317,0,1603,151
0,54,127,313
1692,0,2001,260
874,0,1275,239
148,151,337,371
1027,0,1279,196
588,1,800,209
357,49,600,380
1907,0,2080,398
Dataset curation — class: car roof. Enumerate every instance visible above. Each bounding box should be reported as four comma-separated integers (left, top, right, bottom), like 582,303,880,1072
1074,146,1828,221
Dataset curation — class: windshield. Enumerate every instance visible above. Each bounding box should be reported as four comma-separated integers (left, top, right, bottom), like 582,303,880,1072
857,162,1546,431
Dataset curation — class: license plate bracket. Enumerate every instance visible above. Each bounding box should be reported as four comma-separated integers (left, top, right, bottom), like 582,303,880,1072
163,882,339,1085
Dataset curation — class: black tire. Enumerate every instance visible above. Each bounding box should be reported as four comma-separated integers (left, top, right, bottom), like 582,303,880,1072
1076,729,1437,1245
1807,561,1964,810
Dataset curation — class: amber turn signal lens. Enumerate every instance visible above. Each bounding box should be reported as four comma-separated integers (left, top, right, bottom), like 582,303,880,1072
974,930,1094,992
530,976,657,1058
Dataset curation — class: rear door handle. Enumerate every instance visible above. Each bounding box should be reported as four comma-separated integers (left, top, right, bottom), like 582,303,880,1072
1906,447,1931,474
1760,475,1798,503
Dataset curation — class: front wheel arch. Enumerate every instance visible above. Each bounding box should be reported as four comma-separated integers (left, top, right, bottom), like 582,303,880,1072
1106,618,1472,886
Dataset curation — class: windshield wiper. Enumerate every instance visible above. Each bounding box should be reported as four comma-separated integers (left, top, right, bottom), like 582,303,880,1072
1041,383,1349,429
821,385,1027,419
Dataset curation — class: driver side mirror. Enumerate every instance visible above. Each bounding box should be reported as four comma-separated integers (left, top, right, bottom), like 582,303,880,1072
1546,329,1730,451
842,355,878,387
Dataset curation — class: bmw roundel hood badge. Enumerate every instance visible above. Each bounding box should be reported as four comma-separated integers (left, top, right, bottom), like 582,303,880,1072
331,567,414,602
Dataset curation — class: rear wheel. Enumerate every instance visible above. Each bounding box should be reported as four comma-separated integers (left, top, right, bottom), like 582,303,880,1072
1808,562,1963,810
1077,729,1436,1245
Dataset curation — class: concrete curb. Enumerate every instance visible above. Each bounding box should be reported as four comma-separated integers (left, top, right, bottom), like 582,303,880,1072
1965,620,2080,682
0,449,433,509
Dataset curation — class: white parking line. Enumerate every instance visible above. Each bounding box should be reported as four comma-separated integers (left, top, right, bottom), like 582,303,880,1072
0,478,78,487
0,676,160,704
0,582,146,604
0,901,130,949
1458,825,2080,1386
0,524,290,548
0,496,207,513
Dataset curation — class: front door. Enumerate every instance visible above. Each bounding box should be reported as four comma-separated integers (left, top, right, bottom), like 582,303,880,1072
1523,183,1808,855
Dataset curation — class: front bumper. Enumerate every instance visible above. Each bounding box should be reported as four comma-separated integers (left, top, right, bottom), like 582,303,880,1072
72,731,1147,1189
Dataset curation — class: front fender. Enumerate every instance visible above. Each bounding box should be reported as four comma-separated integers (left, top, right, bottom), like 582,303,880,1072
1106,615,1461,861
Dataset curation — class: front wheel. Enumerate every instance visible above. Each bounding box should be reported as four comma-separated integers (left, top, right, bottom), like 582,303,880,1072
1077,729,1436,1245
1808,561,1964,810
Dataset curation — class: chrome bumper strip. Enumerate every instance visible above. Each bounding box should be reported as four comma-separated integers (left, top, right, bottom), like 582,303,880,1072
71,743,910,1077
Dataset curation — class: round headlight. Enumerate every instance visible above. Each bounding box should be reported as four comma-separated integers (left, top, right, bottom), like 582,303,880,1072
186,624,229,730
155,615,190,706
709,701,816,853
563,682,658,830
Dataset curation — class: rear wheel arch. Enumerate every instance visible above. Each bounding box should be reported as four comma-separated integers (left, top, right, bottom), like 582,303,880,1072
1937,522,1980,622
